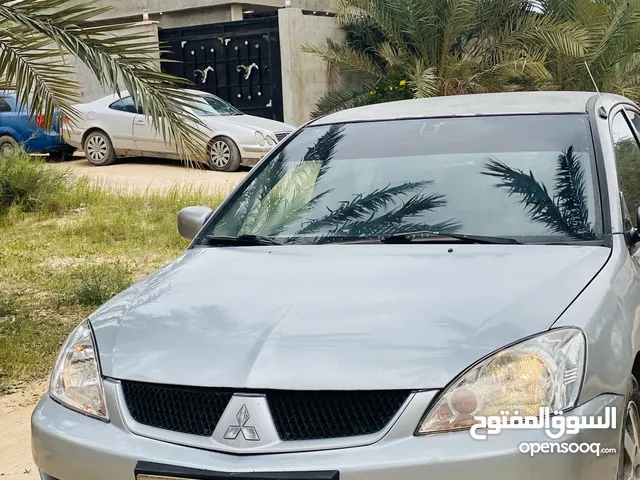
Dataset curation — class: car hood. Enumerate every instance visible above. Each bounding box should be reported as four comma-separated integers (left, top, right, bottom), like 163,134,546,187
221,114,295,133
92,244,609,390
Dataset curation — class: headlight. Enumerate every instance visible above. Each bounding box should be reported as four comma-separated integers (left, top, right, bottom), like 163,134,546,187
49,319,108,421
254,131,266,146
266,135,275,146
416,328,585,435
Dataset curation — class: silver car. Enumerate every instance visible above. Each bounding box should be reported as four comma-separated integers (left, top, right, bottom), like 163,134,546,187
31,91,640,480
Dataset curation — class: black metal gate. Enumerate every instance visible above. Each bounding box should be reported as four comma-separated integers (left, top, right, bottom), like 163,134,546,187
159,17,284,122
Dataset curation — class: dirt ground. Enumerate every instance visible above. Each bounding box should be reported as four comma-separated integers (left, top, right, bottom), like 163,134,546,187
0,157,248,479
57,156,248,193
0,381,47,480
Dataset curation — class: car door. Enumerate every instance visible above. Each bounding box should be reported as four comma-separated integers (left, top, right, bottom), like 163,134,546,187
0,95,29,143
105,97,138,150
133,114,171,154
610,107,640,261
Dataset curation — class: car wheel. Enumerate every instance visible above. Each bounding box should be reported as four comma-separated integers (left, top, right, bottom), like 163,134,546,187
48,149,76,162
0,135,19,157
208,137,241,172
620,377,640,479
84,131,115,166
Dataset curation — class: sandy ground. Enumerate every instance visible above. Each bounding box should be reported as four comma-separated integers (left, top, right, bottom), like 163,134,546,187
57,156,248,193
0,381,47,480
0,157,248,479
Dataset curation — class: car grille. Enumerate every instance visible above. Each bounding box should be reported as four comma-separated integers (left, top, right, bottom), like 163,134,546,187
266,390,410,440
275,132,289,142
121,381,234,436
120,380,410,441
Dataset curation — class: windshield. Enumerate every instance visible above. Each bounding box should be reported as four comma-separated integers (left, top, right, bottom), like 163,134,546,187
188,94,241,116
201,114,602,245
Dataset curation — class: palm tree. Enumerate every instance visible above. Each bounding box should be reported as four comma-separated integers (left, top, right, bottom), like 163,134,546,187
538,0,640,101
303,0,590,116
481,146,597,240
0,0,207,159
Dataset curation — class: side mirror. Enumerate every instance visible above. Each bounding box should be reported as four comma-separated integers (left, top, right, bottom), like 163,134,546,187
177,206,214,240
628,207,640,245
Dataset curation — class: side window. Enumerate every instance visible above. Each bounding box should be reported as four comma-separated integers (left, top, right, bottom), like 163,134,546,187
611,111,640,230
109,97,140,114
0,98,12,113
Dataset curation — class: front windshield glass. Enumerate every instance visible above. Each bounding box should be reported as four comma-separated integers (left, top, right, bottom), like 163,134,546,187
188,94,241,116
202,115,602,244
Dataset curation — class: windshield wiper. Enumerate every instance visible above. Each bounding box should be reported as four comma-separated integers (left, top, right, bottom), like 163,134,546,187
203,234,283,246
380,231,522,245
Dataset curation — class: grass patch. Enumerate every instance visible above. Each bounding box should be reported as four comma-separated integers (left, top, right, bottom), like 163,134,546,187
0,292,18,317
0,152,71,213
0,155,228,391
56,262,133,307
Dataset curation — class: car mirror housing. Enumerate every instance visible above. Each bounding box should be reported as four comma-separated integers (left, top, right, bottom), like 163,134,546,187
177,206,214,240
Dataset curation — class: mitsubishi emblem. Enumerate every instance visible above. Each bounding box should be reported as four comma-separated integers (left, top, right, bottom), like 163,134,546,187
223,404,260,441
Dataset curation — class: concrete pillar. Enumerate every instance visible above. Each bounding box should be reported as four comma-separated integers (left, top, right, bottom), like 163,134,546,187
278,8,344,126
230,4,243,21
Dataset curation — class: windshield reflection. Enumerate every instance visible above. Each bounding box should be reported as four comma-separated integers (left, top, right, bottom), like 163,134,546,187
481,145,597,241
203,115,602,245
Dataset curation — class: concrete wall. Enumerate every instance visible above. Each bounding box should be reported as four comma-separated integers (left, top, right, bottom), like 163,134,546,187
279,8,344,126
155,6,235,28
72,22,160,102
76,0,334,24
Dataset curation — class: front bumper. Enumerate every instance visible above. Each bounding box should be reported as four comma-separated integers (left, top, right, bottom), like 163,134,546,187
32,383,624,480
239,144,273,163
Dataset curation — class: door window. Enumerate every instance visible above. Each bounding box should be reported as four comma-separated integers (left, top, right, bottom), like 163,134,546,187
0,98,12,112
109,97,142,114
611,111,640,228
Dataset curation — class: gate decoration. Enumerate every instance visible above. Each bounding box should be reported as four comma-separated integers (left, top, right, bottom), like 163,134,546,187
159,17,284,122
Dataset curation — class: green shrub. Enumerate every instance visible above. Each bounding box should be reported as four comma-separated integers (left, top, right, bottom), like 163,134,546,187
56,262,133,307
0,292,18,317
0,152,70,213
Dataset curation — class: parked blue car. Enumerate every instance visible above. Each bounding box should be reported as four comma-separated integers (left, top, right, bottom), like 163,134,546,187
0,91,76,160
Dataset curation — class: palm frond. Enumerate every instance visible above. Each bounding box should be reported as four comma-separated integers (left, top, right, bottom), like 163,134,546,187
332,191,459,237
335,0,409,53
554,145,594,235
408,60,438,97
311,87,374,117
513,16,591,58
0,24,80,124
482,158,572,235
297,181,431,235
482,157,596,240
302,39,384,77
0,0,209,161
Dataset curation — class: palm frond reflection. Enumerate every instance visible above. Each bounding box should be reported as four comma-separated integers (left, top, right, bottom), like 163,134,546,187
212,124,459,243
482,146,596,240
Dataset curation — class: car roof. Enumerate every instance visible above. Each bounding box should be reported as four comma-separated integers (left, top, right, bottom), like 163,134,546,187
311,91,634,125
93,89,213,105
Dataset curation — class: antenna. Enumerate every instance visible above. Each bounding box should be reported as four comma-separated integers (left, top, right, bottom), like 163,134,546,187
584,61,607,118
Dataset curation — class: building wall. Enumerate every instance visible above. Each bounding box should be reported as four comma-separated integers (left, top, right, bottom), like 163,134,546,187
156,6,236,28
72,22,160,102
279,8,344,126
78,0,334,25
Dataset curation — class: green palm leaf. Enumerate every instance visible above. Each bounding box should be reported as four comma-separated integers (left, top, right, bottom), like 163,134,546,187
0,0,209,161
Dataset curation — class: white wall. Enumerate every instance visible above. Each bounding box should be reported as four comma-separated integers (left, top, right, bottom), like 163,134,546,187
279,8,343,126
